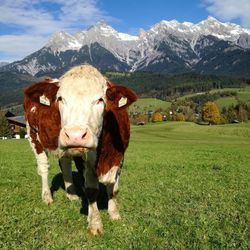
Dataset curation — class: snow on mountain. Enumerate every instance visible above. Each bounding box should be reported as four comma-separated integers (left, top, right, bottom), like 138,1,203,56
197,16,250,42
0,62,9,68
45,31,82,52
74,21,139,65
145,16,250,48
2,17,250,76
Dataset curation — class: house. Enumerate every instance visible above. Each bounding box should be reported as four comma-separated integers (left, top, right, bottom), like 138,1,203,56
5,111,26,135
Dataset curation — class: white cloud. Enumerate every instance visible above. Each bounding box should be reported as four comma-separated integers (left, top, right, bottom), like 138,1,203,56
0,0,116,62
203,0,250,27
0,35,48,62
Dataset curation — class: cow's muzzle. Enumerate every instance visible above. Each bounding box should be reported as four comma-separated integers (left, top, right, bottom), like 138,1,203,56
60,126,91,150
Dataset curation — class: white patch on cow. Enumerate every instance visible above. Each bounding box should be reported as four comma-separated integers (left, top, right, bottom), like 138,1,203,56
98,166,119,185
118,96,127,108
30,106,36,113
36,133,41,143
35,152,53,204
87,202,103,235
59,157,79,201
106,176,121,220
26,122,53,204
108,198,121,221
57,65,107,150
50,78,59,83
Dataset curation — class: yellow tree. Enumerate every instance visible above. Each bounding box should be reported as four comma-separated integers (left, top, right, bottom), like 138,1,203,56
152,111,163,122
202,101,221,125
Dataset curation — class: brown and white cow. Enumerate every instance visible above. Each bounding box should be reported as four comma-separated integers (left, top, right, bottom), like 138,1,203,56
24,65,137,235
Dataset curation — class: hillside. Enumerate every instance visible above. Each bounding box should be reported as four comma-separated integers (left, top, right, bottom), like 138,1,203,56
0,72,39,108
129,98,171,113
1,71,249,116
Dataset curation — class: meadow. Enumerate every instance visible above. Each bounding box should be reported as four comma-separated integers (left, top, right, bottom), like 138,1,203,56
129,98,171,113
0,122,250,249
179,87,250,108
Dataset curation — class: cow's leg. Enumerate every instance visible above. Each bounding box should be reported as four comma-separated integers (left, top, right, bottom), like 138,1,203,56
73,156,85,187
106,180,121,221
59,157,79,201
36,151,53,205
84,151,103,235
27,123,53,205
106,168,121,221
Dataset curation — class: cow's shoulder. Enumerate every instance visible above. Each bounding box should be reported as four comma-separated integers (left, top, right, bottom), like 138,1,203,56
96,83,137,177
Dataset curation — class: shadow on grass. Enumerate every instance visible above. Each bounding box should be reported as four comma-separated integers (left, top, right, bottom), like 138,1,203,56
50,171,108,216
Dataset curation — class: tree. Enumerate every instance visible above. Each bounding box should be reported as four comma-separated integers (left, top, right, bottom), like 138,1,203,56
0,110,12,137
175,112,185,121
202,101,221,125
224,105,238,123
152,111,163,122
135,113,148,125
237,104,248,122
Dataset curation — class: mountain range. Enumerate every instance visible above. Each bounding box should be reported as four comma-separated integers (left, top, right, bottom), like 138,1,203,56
1,16,250,77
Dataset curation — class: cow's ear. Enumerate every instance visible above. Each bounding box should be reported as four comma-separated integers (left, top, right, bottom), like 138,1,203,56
106,84,137,109
24,80,59,106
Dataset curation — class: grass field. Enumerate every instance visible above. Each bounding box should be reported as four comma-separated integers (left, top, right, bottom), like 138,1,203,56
129,98,171,113
215,96,238,108
178,87,250,108
0,122,250,249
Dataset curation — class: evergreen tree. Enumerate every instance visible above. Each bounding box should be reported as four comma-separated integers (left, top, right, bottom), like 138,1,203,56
0,111,12,137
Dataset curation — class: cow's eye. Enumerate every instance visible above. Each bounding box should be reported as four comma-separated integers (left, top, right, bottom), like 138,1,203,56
96,98,104,104
57,96,63,102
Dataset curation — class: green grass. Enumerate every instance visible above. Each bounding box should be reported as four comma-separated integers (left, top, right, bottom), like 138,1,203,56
177,87,250,108
215,96,238,108
1,122,250,249
130,98,171,113
237,87,250,104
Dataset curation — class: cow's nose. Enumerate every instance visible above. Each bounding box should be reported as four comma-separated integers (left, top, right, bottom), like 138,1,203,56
63,127,90,147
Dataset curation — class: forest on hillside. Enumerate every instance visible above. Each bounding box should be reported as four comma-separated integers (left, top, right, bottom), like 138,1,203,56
1,71,250,119
106,71,250,101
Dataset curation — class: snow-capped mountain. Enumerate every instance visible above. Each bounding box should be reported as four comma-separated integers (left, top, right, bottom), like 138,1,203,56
0,62,9,67
2,17,250,76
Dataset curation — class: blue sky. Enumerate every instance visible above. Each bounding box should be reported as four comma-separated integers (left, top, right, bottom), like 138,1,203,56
1,0,250,62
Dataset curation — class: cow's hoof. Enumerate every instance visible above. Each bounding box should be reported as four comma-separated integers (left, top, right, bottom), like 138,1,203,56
109,212,121,221
42,191,53,205
87,214,103,236
88,226,103,236
66,193,79,201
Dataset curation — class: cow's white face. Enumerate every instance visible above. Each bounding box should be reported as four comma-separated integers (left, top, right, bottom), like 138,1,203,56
57,65,107,155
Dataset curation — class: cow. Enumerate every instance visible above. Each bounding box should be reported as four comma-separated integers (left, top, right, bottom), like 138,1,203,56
24,65,137,235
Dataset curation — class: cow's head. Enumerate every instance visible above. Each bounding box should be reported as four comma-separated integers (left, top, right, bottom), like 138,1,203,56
57,65,107,155
24,64,137,156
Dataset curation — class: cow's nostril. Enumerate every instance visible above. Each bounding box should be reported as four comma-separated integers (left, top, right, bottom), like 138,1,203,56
82,132,87,139
65,131,70,139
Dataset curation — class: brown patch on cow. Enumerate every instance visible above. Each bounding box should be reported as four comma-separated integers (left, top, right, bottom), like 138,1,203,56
105,84,137,110
96,84,137,177
24,80,61,153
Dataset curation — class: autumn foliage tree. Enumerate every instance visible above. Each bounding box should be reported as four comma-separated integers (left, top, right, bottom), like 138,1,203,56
152,111,163,122
202,101,221,125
